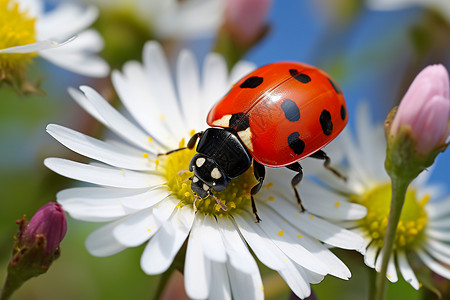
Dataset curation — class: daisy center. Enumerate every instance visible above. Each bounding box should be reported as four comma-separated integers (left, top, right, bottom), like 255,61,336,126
0,0,37,71
351,183,429,250
162,138,256,216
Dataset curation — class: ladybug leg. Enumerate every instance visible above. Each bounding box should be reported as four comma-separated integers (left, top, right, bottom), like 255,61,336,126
285,162,305,212
309,150,347,181
158,131,203,156
250,161,265,223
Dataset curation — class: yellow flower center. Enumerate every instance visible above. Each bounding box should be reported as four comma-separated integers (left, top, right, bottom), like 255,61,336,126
162,139,256,216
0,0,37,71
351,183,429,250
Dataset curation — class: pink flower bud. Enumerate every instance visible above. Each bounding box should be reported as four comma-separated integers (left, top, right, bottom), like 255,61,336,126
390,64,450,154
224,0,272,42
23,202,67,254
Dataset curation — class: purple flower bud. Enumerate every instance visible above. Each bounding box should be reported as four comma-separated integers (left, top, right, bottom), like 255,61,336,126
224,0,272,43
23,202,67,254
390,64,450,155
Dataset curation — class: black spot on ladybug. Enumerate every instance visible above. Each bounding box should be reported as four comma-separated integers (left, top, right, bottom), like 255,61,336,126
328,78,342,94
281,99,300,122
240,76,263,89
340,105,347,120
320,110,333,135
289,69,311,83
287,132,305,155
230,113,250,131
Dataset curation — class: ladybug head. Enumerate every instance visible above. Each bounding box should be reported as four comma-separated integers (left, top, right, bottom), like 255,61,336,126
188,153,230,198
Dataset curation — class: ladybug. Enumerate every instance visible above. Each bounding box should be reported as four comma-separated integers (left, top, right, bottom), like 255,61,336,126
164,62,347,222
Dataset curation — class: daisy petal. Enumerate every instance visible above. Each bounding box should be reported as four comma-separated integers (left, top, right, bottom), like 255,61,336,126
256,205,328,275
375,251,398,282
177,49,202,130
218,217,258,274
397,251,419,289
140,206,195,274
79,86,158,153
142,42,185,136
227,262,264,300
111,66,172,148
417,249,450,279
68,87,107,124
209,261,232,300
185,215,211,299
278,261,311,299
112,209,161,247
47,124,155,170
44,158,165,188
425,241,450,266
201,53,228,117
85,222,128,257
427,228,450,242
0,39,66,53
234,211,287,271
198,215,227,263
427,197,450,219
364,243,379,268
263,196,365,251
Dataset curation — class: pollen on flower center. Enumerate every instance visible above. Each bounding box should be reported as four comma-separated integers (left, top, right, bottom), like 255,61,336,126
351,183,429,250
0,0,37,71
162,140,256,216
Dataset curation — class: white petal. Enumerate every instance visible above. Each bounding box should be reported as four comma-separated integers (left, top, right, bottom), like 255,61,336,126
68,87,106,124
42,30,103,53
217,216,258,274
259,205,351,279
47,124,155,170
364,243,380,269
255,205,328,275
262,195,365,251
427,196,450,219
142,42,185,138
79,86,159,153
425,240,450,266
227,261,264,300
177,49,202,130
375,250,398,282
111,66,172,148
397,251,420,290
140,206,195,274
278,261,312,299
417,249,450,279
198,215,227,263
233,211,288,271
200,53,228,120
44,158,165,188
37,3,98,39
40,50,109,77
85,222,128,257
427,228,450,242
113,209,161,247
209,261,231,300
0,39,65,53
185,215,211,299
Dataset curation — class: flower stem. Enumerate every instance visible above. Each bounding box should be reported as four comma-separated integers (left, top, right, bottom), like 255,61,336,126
373,178,409,300
1,272,22,300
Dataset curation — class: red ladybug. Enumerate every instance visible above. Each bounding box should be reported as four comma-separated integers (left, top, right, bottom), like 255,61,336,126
166,62,347,222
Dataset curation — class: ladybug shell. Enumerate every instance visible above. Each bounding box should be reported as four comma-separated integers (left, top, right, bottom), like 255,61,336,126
206,62,348,167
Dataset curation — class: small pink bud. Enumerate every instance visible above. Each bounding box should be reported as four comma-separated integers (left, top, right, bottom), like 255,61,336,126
390,64,450,154
23,202,67,254
224,0,272,42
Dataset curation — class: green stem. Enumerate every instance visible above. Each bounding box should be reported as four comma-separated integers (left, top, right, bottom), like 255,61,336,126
368,267,377,300
1,272,23,300
373,178,410,300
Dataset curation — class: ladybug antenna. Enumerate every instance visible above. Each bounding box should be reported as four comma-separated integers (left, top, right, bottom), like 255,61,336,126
212,194,228,211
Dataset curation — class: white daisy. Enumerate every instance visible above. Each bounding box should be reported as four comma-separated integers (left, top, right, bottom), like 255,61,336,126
0,0,109,77
307,103,450,290
44,41,366,299
86,0,225,39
